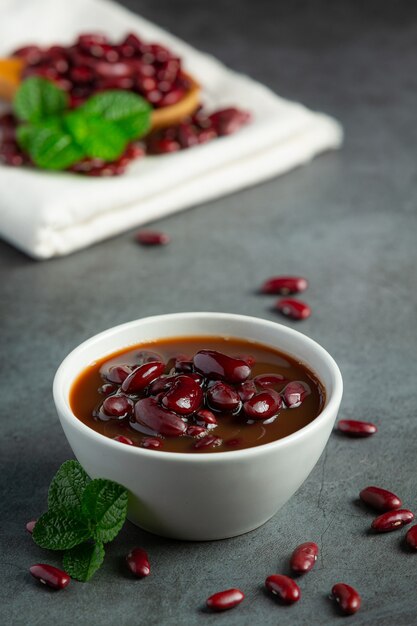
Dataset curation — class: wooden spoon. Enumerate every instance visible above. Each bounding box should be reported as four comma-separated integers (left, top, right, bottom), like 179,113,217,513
0,57,200,131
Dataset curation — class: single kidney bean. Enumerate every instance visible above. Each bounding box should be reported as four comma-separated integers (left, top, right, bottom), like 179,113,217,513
371,509,414,532
186,425,207,437
126,548,150,577
243,390,282,420
337,419,377,437
99,395,134,420
206,382,242,413
29,564,70,590
290,542,319,573
265,574,300,604
275,298,311,320
193,350,251,383
98,383,118,396
237,380,257,402
194,409,218,428
122,361,165,394
106,364,132,384
254,373,287,389
261,276,308,295
134,397,186,437
359,486,402,512
175,356,193,373
161,375,203,415
331,583,361,615
405,525,417,549
135,230,170,245
140,437,163,449
194,435,223,450
206,588,245,611
282,381,310,408
113,435,134,445
26,520,37,534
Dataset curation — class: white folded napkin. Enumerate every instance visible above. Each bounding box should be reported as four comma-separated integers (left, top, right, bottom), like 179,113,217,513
0,0,343,259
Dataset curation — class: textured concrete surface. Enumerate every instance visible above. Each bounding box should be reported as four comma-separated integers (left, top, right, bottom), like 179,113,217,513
1,1,417,624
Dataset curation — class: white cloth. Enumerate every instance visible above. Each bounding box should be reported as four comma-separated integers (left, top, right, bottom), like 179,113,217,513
0,0,343,259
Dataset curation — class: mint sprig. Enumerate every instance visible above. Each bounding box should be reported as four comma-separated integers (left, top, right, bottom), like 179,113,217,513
13,77,151,171
32,460,128,581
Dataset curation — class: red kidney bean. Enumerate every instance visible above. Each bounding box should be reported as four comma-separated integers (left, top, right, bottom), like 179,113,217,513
337,419,377,437
282,381,310,408
122,361,165,394
70,65,95,84
13,45,44,64
175,356,193,373
237,380,257,402
188,372,204,386
98,383,118,396
331,583,361,615
135,397,186,437
405,525,417,549
194,435,223,450
140,437,163,449
113,435,134,445
206,588,245,611
193,350,251,383
208,108,251,136
275,298,311,320
371,509,414,532
99,395,134,420
161,375,203,415
265,575,300,604
254,373,287,389
359,486,402,512
290,542,319,573
126,548,150,577
206,382,242,413
135,350,164,366
224,438,243,447
243,390,282,420
186,425,207,437
147,137,181,154
106,365,132,384
261,276,308,295
135,230,171,245
148,374,177,395
29,564,70,590
26,520,37,534
194,409,218,428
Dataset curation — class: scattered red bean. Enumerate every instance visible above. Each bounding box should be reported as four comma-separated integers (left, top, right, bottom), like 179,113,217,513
29,564,70,590
261,276,308,295
290,542,319,573
26,520,37,534
359,486,402,512
331,583,361,615
193,350,251,383
265,574,300,604
113,435,134,445
194,435,223,450
134,397,186,437
283,381,310,408
161,375,203,415
126,548,150,577
275,298,311,320
337,419,377,437
206,382,242,413
135,230,171,246
122,361,165,394
405,525,417,550
208,108,251,136
243,390,282,420
371,509,414,533
206,588,245,611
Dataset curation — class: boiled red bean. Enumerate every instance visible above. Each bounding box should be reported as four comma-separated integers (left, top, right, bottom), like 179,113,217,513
174,356,193,373
113,435,134,445
243,389,282,420
29,564,70,590
275,298,311,320
193,350,251,383
337,419,377,437
359,486,402,512
206,382,242,413
134,397,186,437
194,409,218,428
208,108,251,135
405,525,417,550
140,437,163,449
282,381,310,408
254,373,287,389
98,383,118,396
236,380,257,402
122,361,165,394
290,541,319,573
135,230,170,245
148,374,177,395
161,375,203,415
106,365,132,383
99,395,133,420
331,583,361,615
265,574,300,604
194,435,223,450
206,588,245,611
186,425,207,437
371,509,414,532
261,276,308,295
135,350,164,365
126,548,150,577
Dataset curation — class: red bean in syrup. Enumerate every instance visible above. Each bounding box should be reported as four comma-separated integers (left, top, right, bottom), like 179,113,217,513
122,362,165,394
261,276,308,295
194,435,223,450
135,350,164,365
290,542,319,573
140,437,163,449
186,425,207,437
193,350,251,383
98,383,118,396
254,373,287,389
206,588,245,611
126,548,150,577
243,390,282,420
371,509,414,532
113,435,134,445
359,486,402,512
29,564,70,590
105,365,132,384
98,395,134,421
206,382,242,413
283,381,310,408
337,419,377,437
331,583,361,615
265,574,300,604
148,374,177,395
134,397,186,437
236,380,257,402
194,409,218,428
161,375,203,415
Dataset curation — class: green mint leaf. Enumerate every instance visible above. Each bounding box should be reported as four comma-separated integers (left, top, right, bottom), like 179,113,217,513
82,479,128,543
16,117,62,153
48,460,91,512
81,90,151,140
14,77,68,123
32,508,91,550
24,125,84,170
64,111,127,160
63,541,105,582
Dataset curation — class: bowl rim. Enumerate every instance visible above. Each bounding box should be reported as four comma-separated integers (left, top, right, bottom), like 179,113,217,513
53,312,343,463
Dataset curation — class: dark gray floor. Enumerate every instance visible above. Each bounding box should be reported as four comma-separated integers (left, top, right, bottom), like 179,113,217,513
1,1,417,624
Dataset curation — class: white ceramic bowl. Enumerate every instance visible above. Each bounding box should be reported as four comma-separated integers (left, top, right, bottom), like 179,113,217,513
53,312,343,541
